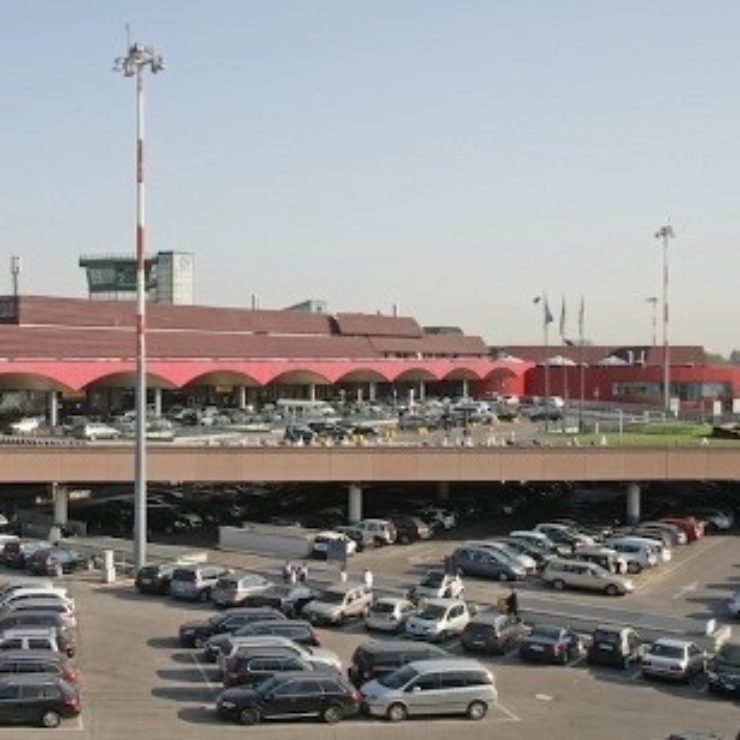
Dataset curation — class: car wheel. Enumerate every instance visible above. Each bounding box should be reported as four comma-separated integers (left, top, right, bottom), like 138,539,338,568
552,579,565,590
497,571,510,582
322,704,344,724
386,703,408,723
40,710,61,728
193,635,205,649
239,708,260,726
627,562,642,574
467,700,488,721
198,589,210,603
604,584,618,596
399,534,410,545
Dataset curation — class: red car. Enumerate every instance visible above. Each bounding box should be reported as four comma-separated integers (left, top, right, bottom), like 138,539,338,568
659,517,705,542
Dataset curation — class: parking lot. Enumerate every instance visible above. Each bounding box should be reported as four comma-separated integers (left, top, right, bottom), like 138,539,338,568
3,521,734,740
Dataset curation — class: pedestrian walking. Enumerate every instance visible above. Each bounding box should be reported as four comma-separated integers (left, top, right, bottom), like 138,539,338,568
363,568,374,590
505,587,519,621
282,560,293,584
297,562,308,584
339,568,348,583
288,563,298,585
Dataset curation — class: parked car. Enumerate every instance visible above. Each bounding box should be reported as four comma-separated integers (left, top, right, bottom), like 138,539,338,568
9,417,44,435
489,537,551,569
464,540,537,573
1,541,52,570
0,610,76,637
302,583,373,627
311,532,357,559
706,640,740,697
223,647,334,688
587,625,642,668
220,620,320,647
220,637,342,673
519,624,584,665
211,573,273,608
360,658,496,722
179,608,286,648
0,674,80,728
659,517,704,542
461,612,527,655
408,570,464,601
0,588,73,613
347,640,449,688
640,521,688,546
387,516,432,545
534,523,595,547
404,598,471,642
169,564,231,602
75,422,120,441
135,562,179,595
727,591,740,619
0,627,75,658
569,546,628,575
509,530,567,557
451,546,527,582
26,548,89,577
681,507,734,532
541,558,634,596
365,598,416,633
415,506,458,531
354,519,397,546
603,537,658,572
0,650,78,685
215,671,361,725
641,638,706,682
242,584,317,618
333,525,374,552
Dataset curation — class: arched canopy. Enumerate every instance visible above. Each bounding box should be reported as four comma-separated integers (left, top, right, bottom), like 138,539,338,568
442,367,483,381
269,369,332,386
334,368,392,384
182,370,261,389
84,371,177,390
0,372,74,393
392,367,440,382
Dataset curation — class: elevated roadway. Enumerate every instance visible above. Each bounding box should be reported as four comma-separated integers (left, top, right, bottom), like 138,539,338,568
1,444,740,483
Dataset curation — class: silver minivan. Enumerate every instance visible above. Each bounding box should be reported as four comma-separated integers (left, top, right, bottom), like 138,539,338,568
361,658,497,721
541,558,634,596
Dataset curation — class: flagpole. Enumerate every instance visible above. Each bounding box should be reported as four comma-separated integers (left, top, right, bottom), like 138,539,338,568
544,291,550,434
578,296,585,433
560,295,568,429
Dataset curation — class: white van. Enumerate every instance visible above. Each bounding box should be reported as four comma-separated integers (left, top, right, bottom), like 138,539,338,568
355,519,397,546
604,537,659,572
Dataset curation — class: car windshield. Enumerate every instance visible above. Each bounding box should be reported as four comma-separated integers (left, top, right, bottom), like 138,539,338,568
649,643,684,658
371,602,396,614
593,631,620,644
172,569,196,582
378,664,418,689
420,572,444,588
417,604,447,620
317,591,345,604
717,643,740,666
530,627,562,641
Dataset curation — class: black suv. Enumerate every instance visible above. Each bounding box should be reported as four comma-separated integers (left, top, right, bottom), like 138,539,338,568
179,608,285,648
135,563,179,595
461,613,527,655
347,640,449,687
223,648,329,688
216,672,360,725
387,515,431,545
587,626,642,669
225,620,320,647
706,640,740,697
0,675,80,728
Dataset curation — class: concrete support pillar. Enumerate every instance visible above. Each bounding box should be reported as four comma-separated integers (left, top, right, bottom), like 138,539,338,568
461,379,469,399
626,483,641,525
308,384,316,402
408,388,415,411
348,483,363,523
369,382,377,403
47,391,59,428
419,380,426,402
153,387,163,418
437,481,449,501
237,386,247,410
49,483,68,544
356,387,363,403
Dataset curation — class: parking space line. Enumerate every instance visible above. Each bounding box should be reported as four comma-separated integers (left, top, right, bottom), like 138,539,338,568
495,701,521,722
190,654,219,694
568,654,586,668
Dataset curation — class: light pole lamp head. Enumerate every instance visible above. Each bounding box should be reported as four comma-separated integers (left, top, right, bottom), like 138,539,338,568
114,43,165,77
654,225,675,240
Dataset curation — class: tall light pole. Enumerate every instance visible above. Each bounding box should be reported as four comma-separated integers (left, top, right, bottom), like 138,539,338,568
646,296,658,347
114,42,165,570
654,225,674,413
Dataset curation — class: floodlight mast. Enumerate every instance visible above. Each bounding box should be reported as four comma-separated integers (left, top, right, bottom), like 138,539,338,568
113,42,165,571
654,225,674,414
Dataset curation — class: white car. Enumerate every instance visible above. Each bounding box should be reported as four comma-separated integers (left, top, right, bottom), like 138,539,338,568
728,592,740,619
404,598,471,642
76,422,121,441
409,570,465,601
365,597,416,633
9,417,44,435
311,531,357,558
420,507,458,531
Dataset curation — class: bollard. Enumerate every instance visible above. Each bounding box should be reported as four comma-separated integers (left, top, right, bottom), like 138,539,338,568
101,549,116,584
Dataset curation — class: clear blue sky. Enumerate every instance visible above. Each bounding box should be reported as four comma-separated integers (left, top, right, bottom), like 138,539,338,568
2,1,739,353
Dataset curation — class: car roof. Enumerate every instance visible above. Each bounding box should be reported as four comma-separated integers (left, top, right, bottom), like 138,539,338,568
359,640,447,655
651,637,693,648
373,596,410,606
323,583,364,594
0,627,57,637
594,624,632,634
418,598,463,607
406,658,489,672
0,650,66,662
0,674,63,685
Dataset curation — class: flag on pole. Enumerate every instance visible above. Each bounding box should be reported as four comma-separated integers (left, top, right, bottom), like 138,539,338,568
559,295,566,341
578,295,585,339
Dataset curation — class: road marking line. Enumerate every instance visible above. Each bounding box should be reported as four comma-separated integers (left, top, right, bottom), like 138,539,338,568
535,693,553,701
190,653,220,694
496,701,521,722
649,538,726,580
568,654,586,668
671,580,699,600
629,668,642,681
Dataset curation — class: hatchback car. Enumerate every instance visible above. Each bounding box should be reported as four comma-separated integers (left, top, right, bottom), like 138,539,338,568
587,625,642,668
360,658,497,722
0,610,76,637
169,565,231,602
451,546,526,582
0,651,78,685
0,675,80,728
461,613,527,655
135,562,179,595
179,608,285,648
223,648,332,688
641,638,706,682
706,640,740,697
347,640,449,687
26,548,89,577
221,620,320,647
219,637,342,673
1,541,51,570
409,570,464,601
216,672,361,725
211,573,273,608
365,598,416,633
519,624,584,665
302,583,373,626
404,599,471,642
